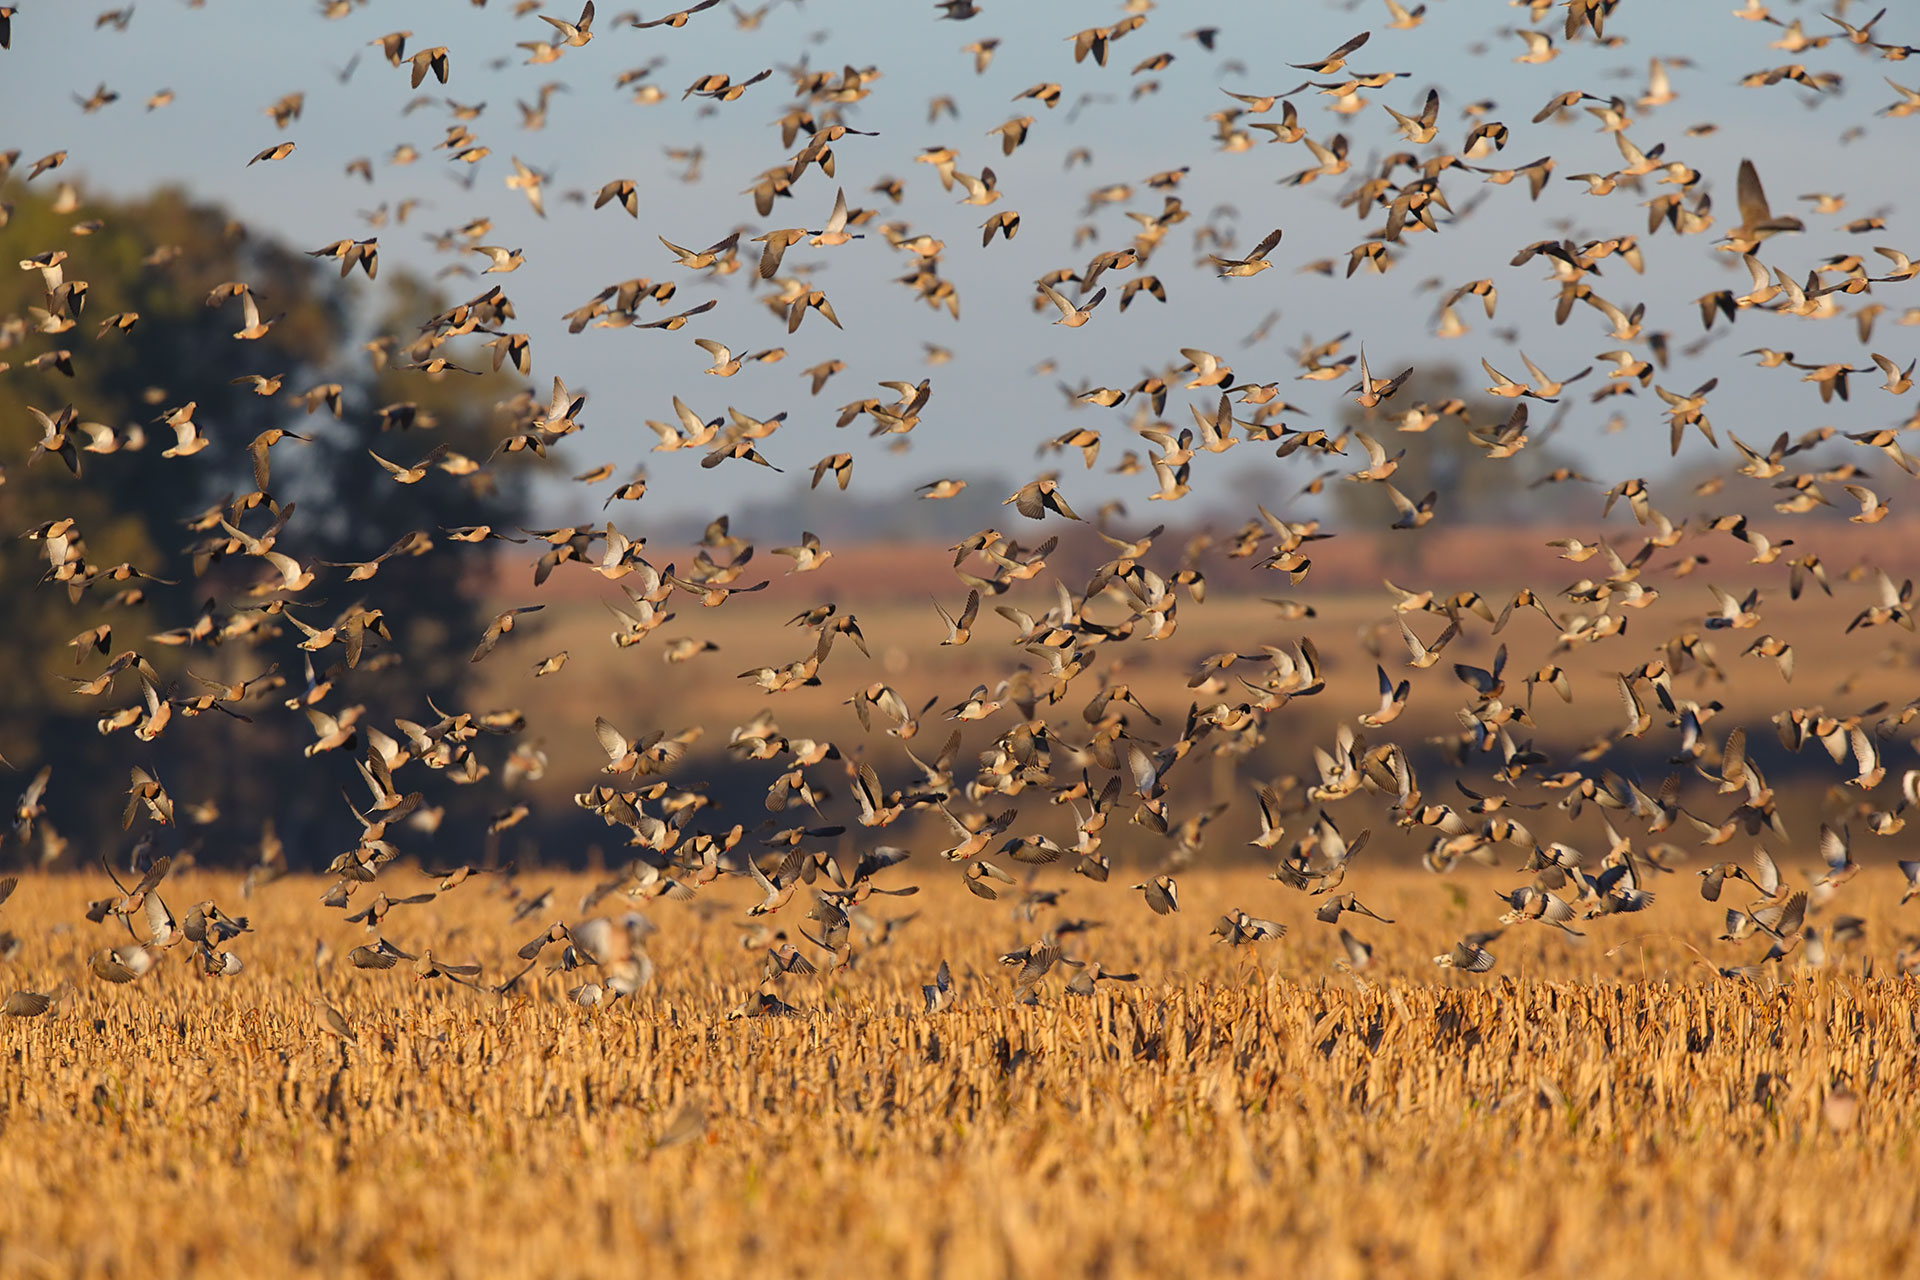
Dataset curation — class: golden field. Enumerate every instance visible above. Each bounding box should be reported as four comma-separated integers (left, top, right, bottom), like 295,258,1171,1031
3,867,1917,1280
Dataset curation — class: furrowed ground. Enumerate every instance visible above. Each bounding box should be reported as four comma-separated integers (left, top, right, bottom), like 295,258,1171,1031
2,869,1916,1280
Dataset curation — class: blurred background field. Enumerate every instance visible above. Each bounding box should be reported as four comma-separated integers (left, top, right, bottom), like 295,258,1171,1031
468,556,1920,870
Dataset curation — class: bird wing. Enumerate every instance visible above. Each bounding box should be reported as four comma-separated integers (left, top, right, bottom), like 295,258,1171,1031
1735,158,1771,228
1039,283,1077,318
143,891,173,940
594,717,631,762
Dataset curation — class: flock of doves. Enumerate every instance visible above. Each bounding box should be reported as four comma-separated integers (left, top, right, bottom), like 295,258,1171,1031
5,0,1920,1028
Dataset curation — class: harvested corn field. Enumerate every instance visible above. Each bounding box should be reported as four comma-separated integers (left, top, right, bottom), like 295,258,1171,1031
2,869,1916,1279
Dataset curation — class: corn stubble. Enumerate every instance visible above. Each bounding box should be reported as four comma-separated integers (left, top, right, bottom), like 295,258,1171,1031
1,870,1916,1279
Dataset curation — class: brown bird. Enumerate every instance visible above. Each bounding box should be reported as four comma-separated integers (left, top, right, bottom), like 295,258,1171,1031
2,990,54,1018
310,995,356,1043
1037,282,1106,327
1132,874,1179,915
1290,31,1370,74
1211,228,1284,277
1722,158,1805,253
472,606,546,663
1212,909,1285,945
632,0,721,27
935,589,980,645
369,443,448,485
1006,477,1083,521
408,46,451,88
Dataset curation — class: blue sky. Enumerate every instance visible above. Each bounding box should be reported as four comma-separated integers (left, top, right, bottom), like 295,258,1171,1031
3,0,1917,530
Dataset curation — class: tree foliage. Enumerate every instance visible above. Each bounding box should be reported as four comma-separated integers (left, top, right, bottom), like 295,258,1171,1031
1314,363,1584,576
0,181,533,868
1331,363,1585,530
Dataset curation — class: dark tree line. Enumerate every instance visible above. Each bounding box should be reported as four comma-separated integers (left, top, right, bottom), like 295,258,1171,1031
1,181,537,871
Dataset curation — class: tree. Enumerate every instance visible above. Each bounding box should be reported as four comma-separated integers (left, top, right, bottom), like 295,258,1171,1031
1,180,534,869
1330,363,1584,573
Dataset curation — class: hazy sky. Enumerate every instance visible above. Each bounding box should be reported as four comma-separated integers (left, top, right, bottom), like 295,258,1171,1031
4,0,1917,531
